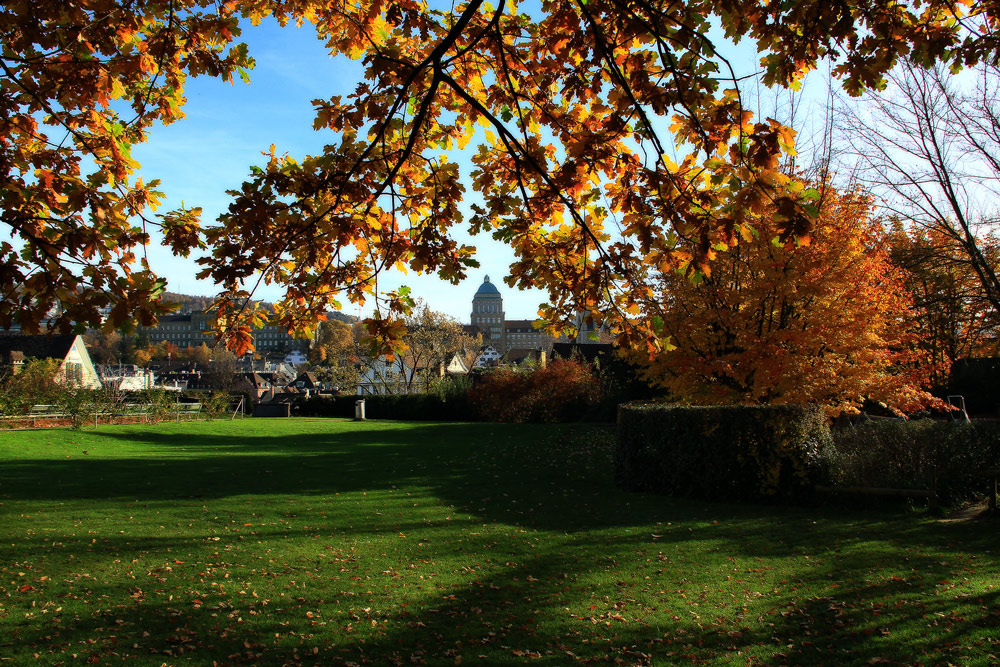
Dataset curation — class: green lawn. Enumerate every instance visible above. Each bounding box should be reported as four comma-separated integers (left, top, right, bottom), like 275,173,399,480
1,419,998,666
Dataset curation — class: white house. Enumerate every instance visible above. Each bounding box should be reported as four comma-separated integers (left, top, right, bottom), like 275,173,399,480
284,349,309,367
356,356,414,395
474,345,502,368
96,364,155,391
0,333,102,388
445,353,469,375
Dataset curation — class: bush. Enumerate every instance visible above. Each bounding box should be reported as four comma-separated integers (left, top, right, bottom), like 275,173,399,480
466,366,528,422
468,359,604,423
130,389,178,422
0,359,64,416
59,387,106,429
825,420,1000,505
0,366,244,428
0,360,118,428
431,374,472,406
615,403,830,502
198,392,233,420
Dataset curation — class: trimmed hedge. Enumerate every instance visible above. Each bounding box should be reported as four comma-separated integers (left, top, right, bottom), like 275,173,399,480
295,393,469,421
615,403,830,501
826,420,1000,505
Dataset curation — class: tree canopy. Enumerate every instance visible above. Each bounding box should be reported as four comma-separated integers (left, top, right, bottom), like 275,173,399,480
636,185,941,414
3,0,999,353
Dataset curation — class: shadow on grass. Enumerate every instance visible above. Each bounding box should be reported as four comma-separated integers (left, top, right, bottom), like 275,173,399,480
4,530,997,666
3,421,996,534
4,421,999,664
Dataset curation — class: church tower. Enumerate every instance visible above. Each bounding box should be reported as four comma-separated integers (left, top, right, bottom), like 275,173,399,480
471,275,505,352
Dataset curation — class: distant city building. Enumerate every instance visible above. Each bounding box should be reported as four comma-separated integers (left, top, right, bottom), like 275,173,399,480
356,356,412,395
137,311,309,352
138,312,215,348
469,275,604,354
233,372,278,400
470,275,554,353
471,275,507,351
444,353,470,375
504,319,552,353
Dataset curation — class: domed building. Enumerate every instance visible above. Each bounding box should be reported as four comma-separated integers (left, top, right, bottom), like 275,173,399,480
469,275,559,355
471,275,506,352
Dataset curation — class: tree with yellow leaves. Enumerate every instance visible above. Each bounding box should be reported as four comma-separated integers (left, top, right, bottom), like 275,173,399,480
636,186,942,414
3,0,999,355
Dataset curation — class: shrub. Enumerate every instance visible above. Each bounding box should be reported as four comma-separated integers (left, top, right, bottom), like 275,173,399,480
201,392,233,419
467,366,529,422
133,389,177,422
0,371,241,428
468,359,604,423
59,388,105,429
615,403,830,502
0,359,64,416
825,420,1000,505
431,374,472,404
0,360,118,428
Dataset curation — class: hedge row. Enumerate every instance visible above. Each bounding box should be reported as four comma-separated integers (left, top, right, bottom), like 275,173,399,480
826,420,1000,505
615,402,1000,505
295,390,621,423
615,402,830,502
295,359,620,423
295,393,469,421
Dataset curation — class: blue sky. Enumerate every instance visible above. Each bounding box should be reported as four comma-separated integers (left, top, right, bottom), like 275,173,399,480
134,17,539,323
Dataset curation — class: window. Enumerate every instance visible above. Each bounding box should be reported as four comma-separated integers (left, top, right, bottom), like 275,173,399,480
63,362,83,384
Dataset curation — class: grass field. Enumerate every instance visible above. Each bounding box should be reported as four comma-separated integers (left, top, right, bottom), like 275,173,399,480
1,418,998,666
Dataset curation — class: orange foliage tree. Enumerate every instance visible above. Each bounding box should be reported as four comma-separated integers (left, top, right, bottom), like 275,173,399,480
636,186,941,415
3,1,1000,353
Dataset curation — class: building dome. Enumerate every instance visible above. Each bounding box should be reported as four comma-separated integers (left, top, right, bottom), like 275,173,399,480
474,275,502,297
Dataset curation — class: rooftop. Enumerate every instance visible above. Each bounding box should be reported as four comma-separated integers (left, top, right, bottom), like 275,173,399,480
474,275,502,297
0,332,79,362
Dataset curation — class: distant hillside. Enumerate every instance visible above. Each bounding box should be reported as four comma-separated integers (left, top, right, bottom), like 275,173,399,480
327,311,359,324
162,292,215,314
163,292,357,324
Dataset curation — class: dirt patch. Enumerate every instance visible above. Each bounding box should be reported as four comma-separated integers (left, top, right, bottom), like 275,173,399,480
940,500,992,523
